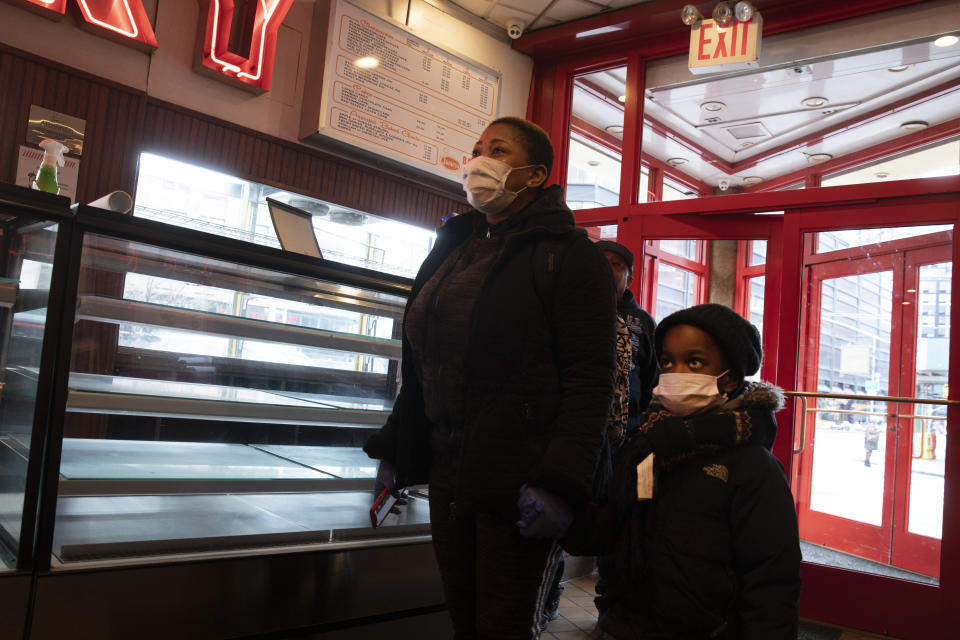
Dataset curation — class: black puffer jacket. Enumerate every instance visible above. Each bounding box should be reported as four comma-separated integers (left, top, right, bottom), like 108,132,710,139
364,185,618,515
565,382,801,640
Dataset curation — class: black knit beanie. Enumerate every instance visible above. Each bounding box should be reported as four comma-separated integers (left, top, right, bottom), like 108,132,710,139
654,303,762,377
595,240,634,272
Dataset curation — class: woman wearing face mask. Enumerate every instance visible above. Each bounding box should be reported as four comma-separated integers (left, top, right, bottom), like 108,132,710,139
363,117,618,639
564,304,801,640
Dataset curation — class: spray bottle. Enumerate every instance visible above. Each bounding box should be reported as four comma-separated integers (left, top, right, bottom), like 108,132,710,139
33,139,68,195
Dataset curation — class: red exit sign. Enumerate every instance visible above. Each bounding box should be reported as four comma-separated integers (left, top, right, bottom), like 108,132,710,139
3,0,293,92
688,15,763,74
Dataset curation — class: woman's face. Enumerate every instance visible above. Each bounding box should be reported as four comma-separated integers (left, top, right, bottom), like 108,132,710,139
472,123,529,168
471,124,544,195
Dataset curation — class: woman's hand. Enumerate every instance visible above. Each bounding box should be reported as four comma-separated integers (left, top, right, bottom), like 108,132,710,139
516,484,574,539
374,460,409,515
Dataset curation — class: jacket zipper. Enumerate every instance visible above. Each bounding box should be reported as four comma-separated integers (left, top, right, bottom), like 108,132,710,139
448,226,559,520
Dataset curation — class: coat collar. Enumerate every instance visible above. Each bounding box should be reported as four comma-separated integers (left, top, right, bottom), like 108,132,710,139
439,185,575,244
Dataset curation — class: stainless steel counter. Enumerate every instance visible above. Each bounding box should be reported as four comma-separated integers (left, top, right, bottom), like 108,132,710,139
53,490,430,562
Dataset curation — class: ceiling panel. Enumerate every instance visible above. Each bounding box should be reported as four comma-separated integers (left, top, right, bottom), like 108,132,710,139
488,4,539,26
548,0,612,23
451,0,496,17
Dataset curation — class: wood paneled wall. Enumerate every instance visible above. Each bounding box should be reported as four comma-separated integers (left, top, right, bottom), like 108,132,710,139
0,45,469,229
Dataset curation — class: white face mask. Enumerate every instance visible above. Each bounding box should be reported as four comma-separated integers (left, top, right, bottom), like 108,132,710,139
652,370,730,417
462,155,533,215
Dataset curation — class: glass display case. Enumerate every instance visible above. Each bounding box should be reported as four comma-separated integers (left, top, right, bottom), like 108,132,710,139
0,185,71,574
44,208,428,564
0,184,445,639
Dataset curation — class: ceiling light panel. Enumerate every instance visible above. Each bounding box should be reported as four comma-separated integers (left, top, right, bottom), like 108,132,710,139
723,122,770,140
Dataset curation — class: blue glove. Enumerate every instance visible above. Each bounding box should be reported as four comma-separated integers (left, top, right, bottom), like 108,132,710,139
374,460,408,513
516,484,574,539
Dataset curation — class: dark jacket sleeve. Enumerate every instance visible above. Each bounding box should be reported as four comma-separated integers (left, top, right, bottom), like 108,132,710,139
528,237,618,508
730,450,802,640
362,387,405,464
644,407,778,469
563,416,652,555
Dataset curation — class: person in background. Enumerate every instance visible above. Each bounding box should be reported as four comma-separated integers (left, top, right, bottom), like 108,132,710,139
864,421,882,467
565,303,801,639
364,116,618,640
595,240,658,433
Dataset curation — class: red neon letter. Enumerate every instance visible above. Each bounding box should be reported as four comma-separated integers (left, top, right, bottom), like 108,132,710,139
197,0,295,93
4,0,157,50
2,0,67,19
697,24,713,61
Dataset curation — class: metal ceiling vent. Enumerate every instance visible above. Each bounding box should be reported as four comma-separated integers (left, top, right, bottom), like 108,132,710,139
723,122,770,140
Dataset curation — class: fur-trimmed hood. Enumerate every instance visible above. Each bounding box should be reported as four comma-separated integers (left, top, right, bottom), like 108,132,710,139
724,380,785,413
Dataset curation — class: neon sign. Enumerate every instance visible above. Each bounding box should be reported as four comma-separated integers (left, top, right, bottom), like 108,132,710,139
4,0,296,92
4,0,158,51
196,0,295,93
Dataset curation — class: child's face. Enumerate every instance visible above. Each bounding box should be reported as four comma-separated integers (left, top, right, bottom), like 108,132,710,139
659,324,738,393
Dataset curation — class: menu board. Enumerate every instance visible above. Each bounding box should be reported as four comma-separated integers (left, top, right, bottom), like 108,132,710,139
316,0,501,182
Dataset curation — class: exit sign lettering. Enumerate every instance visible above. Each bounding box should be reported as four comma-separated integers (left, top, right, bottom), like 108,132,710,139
688,15,762,74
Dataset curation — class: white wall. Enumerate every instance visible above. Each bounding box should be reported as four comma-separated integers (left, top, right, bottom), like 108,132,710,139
0,0,532,146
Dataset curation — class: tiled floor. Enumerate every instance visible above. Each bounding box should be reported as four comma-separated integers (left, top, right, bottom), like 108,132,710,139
541,574,603,639
543,574,898,640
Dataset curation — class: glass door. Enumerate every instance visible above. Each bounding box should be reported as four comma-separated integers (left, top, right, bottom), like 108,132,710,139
796,227,952,580
893,245,951,577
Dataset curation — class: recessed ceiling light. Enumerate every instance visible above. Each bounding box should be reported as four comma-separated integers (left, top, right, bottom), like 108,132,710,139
354,56,379,68
808,153,833,163
754,211,784,216
743,176,763,185
701,101,726,112
802,96,829,108
874,171,890,179
934,35,959,47
618,95,626,103
667,157,688,166
901,120,929,131
587,160,601,167
605,125,624,134
887,64,913,72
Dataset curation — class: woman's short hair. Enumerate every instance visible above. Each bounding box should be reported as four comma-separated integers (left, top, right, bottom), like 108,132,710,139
489,116,554,181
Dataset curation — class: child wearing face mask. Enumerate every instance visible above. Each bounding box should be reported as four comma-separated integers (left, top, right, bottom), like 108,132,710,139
564,304,801,640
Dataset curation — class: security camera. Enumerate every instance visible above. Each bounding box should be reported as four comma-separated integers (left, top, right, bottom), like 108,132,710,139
506,19,526,40
718,179,730,191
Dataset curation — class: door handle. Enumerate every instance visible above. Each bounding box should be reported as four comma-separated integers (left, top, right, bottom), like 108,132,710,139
793,395,808,455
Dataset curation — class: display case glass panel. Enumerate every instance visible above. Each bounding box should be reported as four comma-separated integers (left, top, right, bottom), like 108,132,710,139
51,229,427,565
134,153,435,278
0,218,59,571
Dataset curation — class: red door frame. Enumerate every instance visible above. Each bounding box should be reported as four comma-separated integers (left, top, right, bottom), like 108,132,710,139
576,176,960,639
893,241,953,578
777,186,960,639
